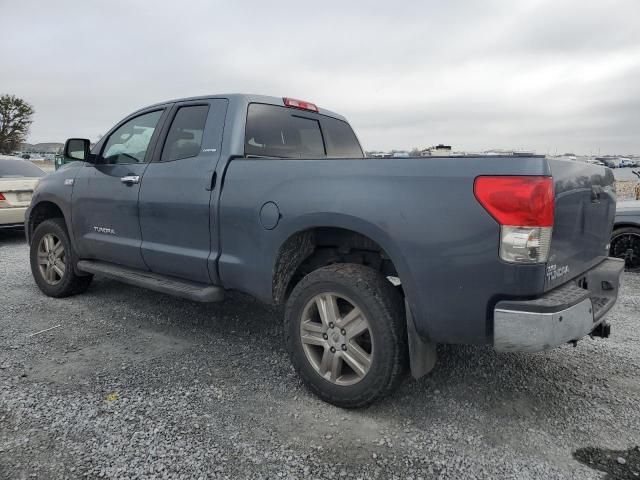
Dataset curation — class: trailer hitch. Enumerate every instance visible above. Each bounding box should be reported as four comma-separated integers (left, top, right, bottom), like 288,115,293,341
590,322,611,339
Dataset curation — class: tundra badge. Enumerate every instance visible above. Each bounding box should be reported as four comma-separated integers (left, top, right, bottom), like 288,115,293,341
93,226,116,235
546,264,570,281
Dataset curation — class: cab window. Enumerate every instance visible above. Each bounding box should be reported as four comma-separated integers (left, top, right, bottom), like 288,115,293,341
160,105,209,162
101,110,163,164
245,104,326,158
322,117,364,158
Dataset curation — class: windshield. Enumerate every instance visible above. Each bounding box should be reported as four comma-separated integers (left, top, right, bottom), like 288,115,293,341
0,159,46,178
245,103,363,159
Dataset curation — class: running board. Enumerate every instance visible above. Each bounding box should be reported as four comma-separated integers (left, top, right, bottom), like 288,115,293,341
76,260,224,303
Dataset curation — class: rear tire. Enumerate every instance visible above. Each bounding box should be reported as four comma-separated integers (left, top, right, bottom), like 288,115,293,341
285,264,407,408
30,218,93,297
610,226,640,272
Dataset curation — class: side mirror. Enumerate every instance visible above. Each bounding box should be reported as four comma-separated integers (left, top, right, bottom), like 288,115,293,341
63,138,92,162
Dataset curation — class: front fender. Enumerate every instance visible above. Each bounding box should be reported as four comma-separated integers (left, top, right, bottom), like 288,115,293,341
26,165,81,249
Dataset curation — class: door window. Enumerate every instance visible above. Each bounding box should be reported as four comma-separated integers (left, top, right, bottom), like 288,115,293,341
160,105,209,162
101,110,163,164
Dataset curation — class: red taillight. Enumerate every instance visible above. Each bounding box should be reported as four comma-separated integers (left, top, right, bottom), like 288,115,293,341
283,97,319,112
0,193,5,200
474,176,554,227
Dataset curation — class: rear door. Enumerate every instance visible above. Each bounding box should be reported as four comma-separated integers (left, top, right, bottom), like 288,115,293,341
138,99,228,283
71,108,168,269
545,158,616,290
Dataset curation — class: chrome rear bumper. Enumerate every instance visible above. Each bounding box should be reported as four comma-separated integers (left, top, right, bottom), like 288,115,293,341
494,257,625,352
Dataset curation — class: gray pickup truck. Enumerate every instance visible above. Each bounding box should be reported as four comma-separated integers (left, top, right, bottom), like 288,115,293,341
26,94,624,407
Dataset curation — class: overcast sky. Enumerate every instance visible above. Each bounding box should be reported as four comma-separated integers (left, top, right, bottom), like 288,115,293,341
1,0,638,154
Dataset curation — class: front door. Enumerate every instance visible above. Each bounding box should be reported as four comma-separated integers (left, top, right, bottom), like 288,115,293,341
138,99,228,283
71,108,167,269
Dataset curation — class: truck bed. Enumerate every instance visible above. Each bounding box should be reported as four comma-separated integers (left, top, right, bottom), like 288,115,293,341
218,155,556,345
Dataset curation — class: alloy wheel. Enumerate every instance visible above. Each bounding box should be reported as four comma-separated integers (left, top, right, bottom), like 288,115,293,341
299,293,373,386
611,232,640,271
37,233,66,285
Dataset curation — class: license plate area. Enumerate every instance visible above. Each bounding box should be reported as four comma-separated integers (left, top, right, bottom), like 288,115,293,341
16,192,32,202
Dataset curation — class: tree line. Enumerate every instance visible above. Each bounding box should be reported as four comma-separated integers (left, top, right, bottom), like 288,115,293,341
0,94,34,154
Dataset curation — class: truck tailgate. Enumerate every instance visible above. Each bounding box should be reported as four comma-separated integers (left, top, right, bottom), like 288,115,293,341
545,158,616,290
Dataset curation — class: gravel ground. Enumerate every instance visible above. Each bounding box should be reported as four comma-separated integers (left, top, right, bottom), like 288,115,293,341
1,229,639,479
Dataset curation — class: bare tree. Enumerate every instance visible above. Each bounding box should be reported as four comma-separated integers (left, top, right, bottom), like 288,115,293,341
0,94,35,154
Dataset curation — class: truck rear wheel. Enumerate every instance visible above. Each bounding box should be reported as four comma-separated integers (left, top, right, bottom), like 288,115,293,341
285,264,407,408
30,218,93,297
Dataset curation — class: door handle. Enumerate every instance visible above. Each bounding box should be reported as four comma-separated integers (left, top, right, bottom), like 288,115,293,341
120,175,140,185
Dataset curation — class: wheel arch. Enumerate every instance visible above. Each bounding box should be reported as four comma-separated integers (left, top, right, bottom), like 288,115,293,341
27,200,68,244
272,221,412,306
613,222,640,231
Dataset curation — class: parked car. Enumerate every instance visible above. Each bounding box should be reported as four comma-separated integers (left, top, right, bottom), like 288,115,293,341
620,158,636,168
0,158,46,229
603,158,623,168
25,94,624,407
610,172,640,271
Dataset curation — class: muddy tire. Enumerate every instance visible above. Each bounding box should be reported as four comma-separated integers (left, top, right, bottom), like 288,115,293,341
30,218,93,297
285,263,407,408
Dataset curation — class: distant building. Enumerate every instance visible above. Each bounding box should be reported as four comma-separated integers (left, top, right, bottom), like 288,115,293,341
483,149,536,157
21,142,64,154
392,151,410,158
420,144,452,156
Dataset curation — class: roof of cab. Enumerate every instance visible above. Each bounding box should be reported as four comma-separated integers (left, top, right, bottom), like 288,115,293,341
133,94,348,122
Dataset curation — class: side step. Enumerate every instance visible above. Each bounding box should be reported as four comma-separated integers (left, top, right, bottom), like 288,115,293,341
76,260,224,303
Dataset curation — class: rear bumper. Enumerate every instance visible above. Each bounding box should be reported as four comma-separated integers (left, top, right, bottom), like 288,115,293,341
0,207,28,228
493,257,625,352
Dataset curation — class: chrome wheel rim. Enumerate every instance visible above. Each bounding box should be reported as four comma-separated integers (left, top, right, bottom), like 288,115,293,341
611,232,640,271
300,293,373,386
37,233,66,285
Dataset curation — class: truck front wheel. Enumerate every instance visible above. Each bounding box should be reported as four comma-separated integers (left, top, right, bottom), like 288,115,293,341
285,264,407,408
30,218,93,297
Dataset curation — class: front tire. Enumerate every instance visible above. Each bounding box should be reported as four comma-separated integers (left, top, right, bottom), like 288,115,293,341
30,218,93,297
285,264,407,408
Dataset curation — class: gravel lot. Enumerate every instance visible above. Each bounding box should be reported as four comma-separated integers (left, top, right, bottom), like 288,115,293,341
1,229,639,479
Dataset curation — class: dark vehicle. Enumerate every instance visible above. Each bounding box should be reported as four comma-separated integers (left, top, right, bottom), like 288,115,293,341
25,94,624,407
610,171,640,271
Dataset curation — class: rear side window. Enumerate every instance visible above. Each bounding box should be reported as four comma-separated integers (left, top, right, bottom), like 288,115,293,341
245,103,363,159
0,159,46,178
245,104,325,158
161,105,209,162
322,117,364,158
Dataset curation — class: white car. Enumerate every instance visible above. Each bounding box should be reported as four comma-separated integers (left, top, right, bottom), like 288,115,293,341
0,158,46,229
620,158,636,168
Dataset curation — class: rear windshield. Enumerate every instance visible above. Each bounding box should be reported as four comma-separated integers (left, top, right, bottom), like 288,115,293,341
0,159,46,178
245,103,363,159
